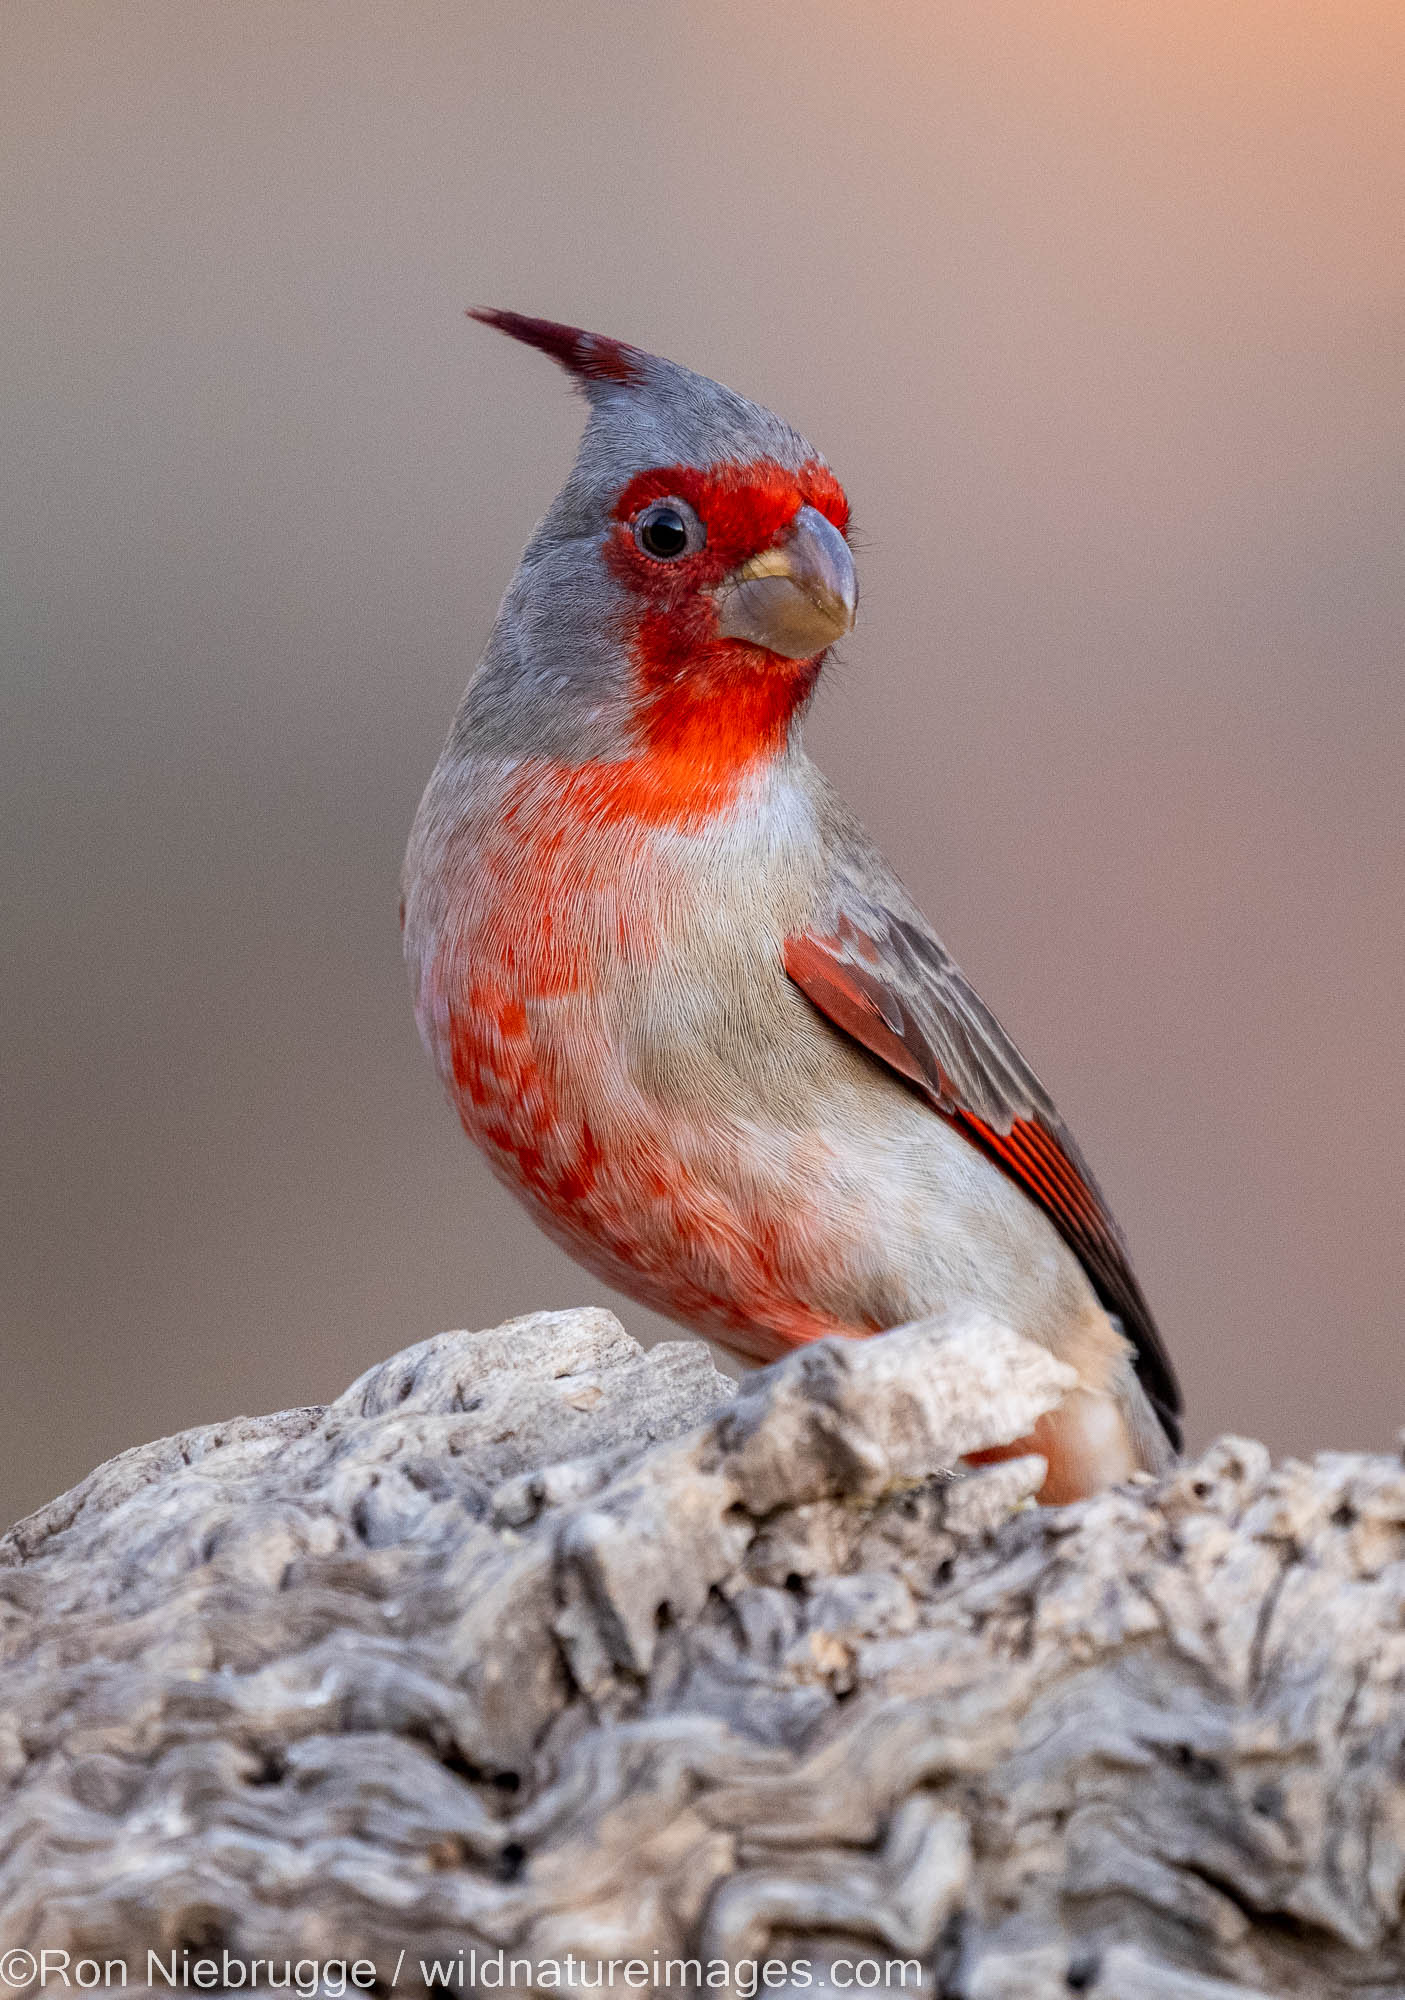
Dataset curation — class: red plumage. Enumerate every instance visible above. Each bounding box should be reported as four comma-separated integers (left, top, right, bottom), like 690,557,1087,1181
467,308,640,385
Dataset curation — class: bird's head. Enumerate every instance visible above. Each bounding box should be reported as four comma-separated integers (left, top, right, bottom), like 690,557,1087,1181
459,311,856,781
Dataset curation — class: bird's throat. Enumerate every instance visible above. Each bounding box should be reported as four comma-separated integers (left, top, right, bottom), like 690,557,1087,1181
628,605,821,819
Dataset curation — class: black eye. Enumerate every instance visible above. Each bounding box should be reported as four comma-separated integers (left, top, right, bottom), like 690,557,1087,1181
635,499,701,561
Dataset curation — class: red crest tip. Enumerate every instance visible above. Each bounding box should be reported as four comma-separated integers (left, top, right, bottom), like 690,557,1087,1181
468,308,642,387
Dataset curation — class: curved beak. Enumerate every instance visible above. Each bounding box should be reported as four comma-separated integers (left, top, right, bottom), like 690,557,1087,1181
712,504,857,660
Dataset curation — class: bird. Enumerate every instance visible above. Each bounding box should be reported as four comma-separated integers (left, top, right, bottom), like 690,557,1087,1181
402,309,1181,1501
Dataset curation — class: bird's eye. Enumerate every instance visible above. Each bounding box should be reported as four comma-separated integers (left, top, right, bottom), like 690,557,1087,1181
634,499,702,561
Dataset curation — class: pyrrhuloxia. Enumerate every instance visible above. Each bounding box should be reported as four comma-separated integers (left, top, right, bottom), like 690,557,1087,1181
403,311,1181,1499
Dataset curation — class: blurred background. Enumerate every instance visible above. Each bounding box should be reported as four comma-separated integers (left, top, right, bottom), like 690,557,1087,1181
3,0,1402,1531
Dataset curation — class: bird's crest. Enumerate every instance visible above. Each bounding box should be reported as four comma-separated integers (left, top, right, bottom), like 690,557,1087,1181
467,307,823,486
468,308,642,390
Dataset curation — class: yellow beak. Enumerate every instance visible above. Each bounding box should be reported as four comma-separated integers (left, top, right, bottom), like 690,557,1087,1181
712,504,858,660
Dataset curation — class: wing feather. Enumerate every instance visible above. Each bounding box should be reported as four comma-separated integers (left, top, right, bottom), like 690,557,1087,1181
785,898,1182,1449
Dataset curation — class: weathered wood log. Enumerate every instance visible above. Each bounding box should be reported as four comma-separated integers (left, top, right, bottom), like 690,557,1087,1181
3,1307,1404,1998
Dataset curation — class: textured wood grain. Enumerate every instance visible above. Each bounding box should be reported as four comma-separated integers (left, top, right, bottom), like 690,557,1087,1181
2,1306,1404,1998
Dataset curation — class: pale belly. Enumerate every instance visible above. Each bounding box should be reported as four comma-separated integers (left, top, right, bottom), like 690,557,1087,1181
440,957,870,1356
434,935,1109,1376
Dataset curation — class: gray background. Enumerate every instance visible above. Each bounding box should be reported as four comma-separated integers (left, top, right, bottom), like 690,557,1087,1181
4,0,1402,1531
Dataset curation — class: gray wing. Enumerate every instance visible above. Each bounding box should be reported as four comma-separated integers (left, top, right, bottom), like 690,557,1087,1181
785,852,1182,1451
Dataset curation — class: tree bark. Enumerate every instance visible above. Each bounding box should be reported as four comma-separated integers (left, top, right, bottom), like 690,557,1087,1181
3,1306,1403,1998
